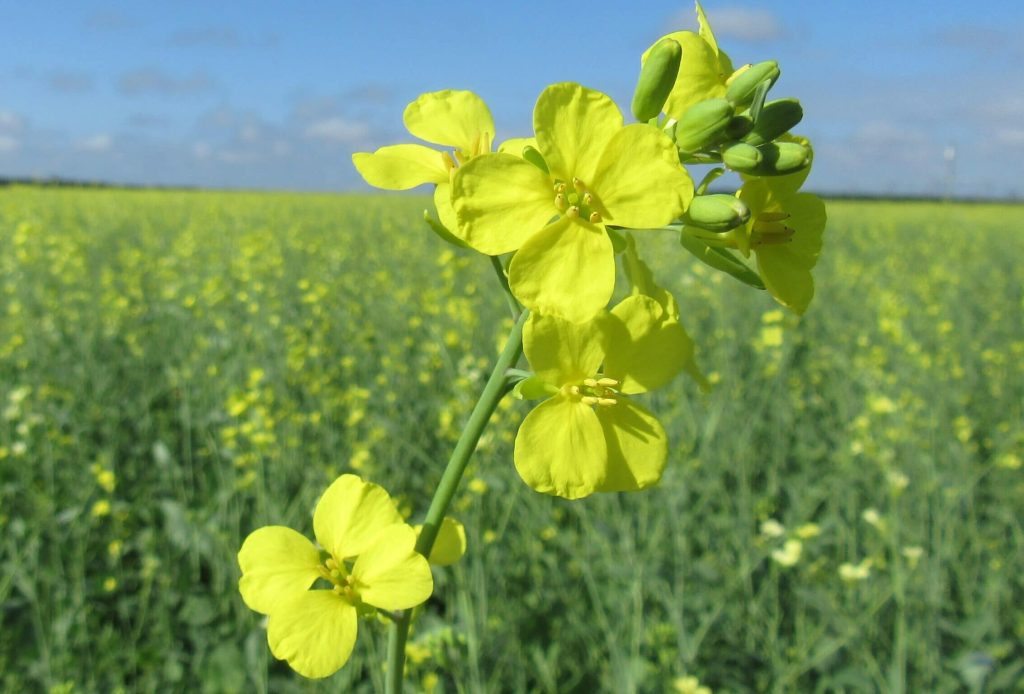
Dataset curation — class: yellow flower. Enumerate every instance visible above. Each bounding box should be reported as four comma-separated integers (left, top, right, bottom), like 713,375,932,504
771,539,803,567
453,82,693,323
352,90,507,233
238,474,433,679
91,500,112,518
414,516,467,567
513,294,689,498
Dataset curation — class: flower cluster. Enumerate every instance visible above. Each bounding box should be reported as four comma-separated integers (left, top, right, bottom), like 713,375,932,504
354,2,825,500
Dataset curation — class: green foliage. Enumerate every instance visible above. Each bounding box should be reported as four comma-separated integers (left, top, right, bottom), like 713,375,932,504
1,188,1022,692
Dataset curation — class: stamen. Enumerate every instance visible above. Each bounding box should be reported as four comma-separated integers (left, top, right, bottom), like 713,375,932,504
441,151,457,171
572,177,585,191
596,377,619,387
569,385,581,396
554,193,567,211
566,206,580,218
597,397,617,407
583,192,593,206
583,378,599,387
580,396,600,406
588,211,602,224
554,182,567,194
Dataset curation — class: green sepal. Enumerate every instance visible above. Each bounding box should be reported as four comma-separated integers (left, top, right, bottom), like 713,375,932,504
679,232,766,289
741,99,803,147
423,210,470,249
512,376,558,400
694,167,725,196
749,80,771,123
725,61,780,108
721,142,762,172
674,98,735,153
632,38,683,122
680,194,751,232
522,145,549,174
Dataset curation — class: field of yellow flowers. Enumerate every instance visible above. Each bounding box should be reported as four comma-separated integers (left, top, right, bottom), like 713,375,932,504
1,186,1022,692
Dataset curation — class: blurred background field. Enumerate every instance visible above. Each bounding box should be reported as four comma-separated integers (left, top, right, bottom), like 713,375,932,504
0,187,1021,693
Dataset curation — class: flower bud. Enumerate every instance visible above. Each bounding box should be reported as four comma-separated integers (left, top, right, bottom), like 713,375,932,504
631,38,682,122
674,98,735,153
748,142,811,176
682,194,751,232
742,99,804,147
726,60,780,108
725,114,754,140
721,142,762,172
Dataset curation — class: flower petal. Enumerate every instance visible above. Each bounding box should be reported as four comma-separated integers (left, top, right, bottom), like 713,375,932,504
595,399,667,492
605,295,692,394
351,524,433,610
523,309,609,388
452,153,556,255
238,526,321,615
403,90,494,155
514,395,608,499
433,181,458,232
590,124,693,228
508,216,614,324
497,137,539,156
534,83,623,185
757,193,826,314
352,144,448,190
416,517,467,566
267,590,357,679
644,32,730,120
313,474,402,560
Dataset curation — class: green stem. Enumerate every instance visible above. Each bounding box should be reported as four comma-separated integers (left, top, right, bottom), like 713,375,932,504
384,309,528,694
488,254,521,321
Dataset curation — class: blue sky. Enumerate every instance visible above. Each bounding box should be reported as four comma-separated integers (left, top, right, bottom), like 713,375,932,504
2,1,1023,197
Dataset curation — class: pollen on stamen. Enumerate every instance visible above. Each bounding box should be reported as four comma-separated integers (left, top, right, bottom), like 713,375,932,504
566,206,580,218
596,397,617,407
554,193,567,211
554,182,567,194
572,177,585,192
581,395,600,406
588,212,602,223
583,378,599,387
596,377,619,387
583,192,593,206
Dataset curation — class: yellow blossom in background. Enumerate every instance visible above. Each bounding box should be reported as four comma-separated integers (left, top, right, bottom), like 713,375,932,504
760,519,785,538
91,500,112,518
771,539,802,567
673,674,713,694
795,523,821,539
901,546,924,568
839,559,872,582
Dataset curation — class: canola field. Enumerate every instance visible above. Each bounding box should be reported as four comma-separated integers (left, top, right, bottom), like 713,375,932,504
0,186,1022,693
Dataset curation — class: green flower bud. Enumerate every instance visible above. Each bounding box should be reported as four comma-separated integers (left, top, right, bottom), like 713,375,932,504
742,99,804,147
675,99,735,153
631,38,682,122
681,194,751,232
747,142,811,176
726,60,781,108
725,114,754,140
721,142,762,172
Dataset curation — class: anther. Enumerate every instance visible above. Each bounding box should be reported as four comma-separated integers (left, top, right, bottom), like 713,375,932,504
554,193,567,211
554,182,567,194
583,378,599,387
596,377,619,387
583,192,593,206
597,397,618,407
569,385,581,396
566,206,580,218
588,211,602,223
580,396,600,406
572,177,585,192
441,151,457,171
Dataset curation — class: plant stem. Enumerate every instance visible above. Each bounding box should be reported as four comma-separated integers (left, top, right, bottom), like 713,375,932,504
384,309,528,694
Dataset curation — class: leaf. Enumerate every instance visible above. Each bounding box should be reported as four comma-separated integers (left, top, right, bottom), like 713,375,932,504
679,232,766,289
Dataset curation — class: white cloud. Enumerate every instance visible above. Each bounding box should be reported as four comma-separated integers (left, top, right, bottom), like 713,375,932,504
304,117,369,144
0,135,19,152
995,129,1024,147
710,8,783,42
0,110,23,131
75,134,113,152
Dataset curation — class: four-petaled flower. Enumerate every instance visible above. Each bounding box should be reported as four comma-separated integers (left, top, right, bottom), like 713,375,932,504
513,294,692,498
238,474,433,679
453,82,693,324
733,137,827,314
